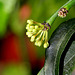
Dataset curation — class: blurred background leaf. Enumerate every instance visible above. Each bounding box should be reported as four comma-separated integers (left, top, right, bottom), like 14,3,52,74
0,0,17,38
2,64,31,75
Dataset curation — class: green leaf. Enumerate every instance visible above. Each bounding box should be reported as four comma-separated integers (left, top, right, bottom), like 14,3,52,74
37,18,75,75
37,67,44,75
63,41,75,75
0,0,17,37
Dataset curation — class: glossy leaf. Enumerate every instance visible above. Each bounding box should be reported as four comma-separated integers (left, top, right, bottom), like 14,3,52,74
63,41,75,75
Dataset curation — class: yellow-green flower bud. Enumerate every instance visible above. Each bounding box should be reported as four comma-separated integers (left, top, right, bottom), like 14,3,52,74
33,29,37,32
35,41,39,46
30,36,35,42
28,34,33,37
27,24,31,27
26,32,29,35
27,20,33,24
26,24,31,29
36,37,40,41
37,41,42,47
26,32,33,37
30,26,35,29
26,20,51,48
26,26,29,29
35,26,38,29
44,42,49,48
28,29,33,32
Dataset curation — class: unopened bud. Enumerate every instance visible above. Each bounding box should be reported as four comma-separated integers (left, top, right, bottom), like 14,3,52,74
38,41,42,47
44,42,49,48
27,20,33,24
58,8,68,18
30,36,35,42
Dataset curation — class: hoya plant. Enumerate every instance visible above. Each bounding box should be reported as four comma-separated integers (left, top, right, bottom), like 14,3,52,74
26,0,75,75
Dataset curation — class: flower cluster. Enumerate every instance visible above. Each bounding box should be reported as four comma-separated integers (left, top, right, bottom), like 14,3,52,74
26,20,51,48
58,8,68,18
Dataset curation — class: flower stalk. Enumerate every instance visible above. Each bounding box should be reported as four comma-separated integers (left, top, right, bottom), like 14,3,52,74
26,0,75,48
26,20,50,48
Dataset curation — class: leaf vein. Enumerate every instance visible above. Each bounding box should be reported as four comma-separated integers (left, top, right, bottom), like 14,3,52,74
64,54,75,66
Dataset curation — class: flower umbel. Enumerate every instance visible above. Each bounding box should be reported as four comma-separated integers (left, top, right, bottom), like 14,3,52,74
26,20,51,48
58,8,68,18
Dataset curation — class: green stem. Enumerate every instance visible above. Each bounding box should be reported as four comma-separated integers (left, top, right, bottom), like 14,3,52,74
64,0,75,10
46,0,75,25
46,10,58,25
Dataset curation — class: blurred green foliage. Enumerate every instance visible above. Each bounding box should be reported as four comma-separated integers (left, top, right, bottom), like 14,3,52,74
0,0,17,38
2,64,31,75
